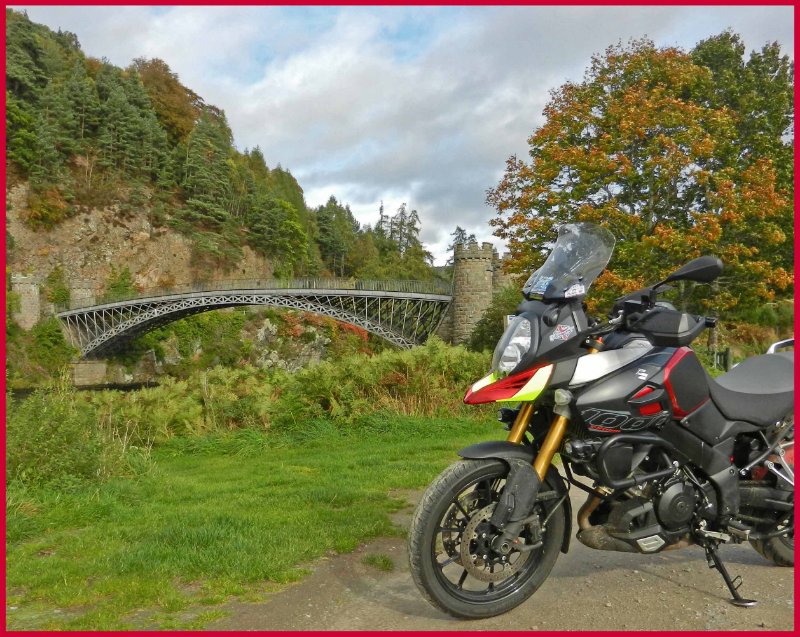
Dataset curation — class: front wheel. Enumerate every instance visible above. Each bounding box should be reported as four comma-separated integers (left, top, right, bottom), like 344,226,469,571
408,459,566,619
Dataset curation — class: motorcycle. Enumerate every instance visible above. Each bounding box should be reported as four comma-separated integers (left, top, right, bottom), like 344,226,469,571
408,222,793,619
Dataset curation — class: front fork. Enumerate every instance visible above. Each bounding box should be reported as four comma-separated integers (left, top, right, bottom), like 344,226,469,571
489,390,572,548
506,393,571,479
492,346,600,544
507,340,600,472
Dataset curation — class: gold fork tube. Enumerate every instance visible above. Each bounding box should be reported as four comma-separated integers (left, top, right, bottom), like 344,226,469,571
525,342,598,478
506,402,535,444
533,414,570,480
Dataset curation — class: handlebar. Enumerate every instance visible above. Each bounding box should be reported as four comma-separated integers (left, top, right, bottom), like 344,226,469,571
585,309,718,347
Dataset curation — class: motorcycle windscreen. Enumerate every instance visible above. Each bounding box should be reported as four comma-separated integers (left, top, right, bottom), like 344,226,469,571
522,223,615,301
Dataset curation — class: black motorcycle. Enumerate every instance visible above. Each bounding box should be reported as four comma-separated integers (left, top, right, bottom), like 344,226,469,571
408,223,793,619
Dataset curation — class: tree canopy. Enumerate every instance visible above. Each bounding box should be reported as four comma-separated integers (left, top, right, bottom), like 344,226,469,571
488,36,793,315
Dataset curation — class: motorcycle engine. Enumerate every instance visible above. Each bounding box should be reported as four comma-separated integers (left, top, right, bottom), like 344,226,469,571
654,478,699,531
580,475,704,554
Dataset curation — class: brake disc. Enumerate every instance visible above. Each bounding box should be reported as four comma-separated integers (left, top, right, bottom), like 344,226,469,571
459,504,531,582
440,508,465,563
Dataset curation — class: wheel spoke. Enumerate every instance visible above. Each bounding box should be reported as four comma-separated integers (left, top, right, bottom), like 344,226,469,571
457,569,468,590
453,499,469,518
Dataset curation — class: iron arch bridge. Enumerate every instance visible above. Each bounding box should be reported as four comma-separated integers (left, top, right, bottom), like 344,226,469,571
56,278,454,359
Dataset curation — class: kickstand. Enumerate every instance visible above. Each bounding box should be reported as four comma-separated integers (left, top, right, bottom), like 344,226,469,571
704,542,757,608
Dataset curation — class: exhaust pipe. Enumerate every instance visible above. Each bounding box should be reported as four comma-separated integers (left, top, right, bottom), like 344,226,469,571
575,491,693,554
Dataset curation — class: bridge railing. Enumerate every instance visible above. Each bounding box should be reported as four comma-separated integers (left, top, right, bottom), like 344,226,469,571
58,277,455,311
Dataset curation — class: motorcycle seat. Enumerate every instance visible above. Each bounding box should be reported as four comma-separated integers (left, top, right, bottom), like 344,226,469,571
707,352,794,427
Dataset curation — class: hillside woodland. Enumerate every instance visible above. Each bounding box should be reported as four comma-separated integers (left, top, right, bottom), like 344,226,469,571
6,9,439,282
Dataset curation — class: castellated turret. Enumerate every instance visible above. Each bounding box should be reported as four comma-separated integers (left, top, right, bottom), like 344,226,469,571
450,242,496,344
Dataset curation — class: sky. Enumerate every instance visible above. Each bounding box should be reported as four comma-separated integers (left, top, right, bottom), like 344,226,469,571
14,5,794,264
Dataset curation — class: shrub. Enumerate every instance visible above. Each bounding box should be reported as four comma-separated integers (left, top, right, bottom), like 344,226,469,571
269,337,489,434
22,186,73,229
101,266,138,303
6,318,77,388
45,265,70,307
6,377,152,489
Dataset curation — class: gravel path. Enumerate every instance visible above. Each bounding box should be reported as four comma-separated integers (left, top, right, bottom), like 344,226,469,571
208,488,794,631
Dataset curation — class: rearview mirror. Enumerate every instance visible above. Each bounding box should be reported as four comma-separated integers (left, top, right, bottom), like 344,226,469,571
663,256,723,285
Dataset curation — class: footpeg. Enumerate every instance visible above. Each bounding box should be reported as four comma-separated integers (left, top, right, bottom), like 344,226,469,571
727,521,751,541
698,528,731,542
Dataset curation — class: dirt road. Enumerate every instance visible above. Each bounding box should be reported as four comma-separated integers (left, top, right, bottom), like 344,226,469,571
209,488,794,631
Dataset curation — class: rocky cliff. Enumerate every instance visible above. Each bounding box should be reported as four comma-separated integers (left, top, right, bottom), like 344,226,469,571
7,183,274,306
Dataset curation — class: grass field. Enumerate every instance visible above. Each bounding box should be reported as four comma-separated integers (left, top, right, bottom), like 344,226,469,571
6,415,498,630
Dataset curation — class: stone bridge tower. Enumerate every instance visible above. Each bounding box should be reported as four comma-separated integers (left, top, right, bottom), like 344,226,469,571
440,242,516,345
10,274,97,329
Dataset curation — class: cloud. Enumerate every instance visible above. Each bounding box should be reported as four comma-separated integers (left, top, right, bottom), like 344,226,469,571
15,5,794,263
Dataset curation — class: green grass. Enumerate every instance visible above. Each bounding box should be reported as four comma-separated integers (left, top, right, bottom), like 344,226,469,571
362,554,395,572
6,416,498,630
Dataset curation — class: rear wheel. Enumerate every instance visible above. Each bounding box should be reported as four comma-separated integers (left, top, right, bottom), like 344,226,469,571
748,418,793,566
408,459,566,619
750,525,793,566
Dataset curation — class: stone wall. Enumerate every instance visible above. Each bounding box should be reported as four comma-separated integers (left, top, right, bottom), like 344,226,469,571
435,301,454,342
71,360,108,386
70,279,97,307
492,253,517,292
10,274,41,330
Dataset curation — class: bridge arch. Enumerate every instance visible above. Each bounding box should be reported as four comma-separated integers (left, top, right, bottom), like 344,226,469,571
56,279,453,359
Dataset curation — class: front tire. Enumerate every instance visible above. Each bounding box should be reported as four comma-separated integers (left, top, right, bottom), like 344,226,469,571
408,459,566,619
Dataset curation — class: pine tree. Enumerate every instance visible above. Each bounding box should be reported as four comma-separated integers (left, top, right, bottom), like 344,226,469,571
5,10,47,100
6,91,37,171
64,60,100,144
182,113,234,227
97,84,137,172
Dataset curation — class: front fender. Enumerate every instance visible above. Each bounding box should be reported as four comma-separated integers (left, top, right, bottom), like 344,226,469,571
458,441,572,553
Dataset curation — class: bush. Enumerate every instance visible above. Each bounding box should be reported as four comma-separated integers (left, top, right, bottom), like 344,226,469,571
45,265,70,306
269,337,489,434
6,377,152,489
101,265,138,303
22,186,73,229
6,318,77,388
76,339,489,444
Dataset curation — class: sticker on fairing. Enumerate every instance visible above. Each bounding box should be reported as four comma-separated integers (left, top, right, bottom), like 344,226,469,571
530,276,552,294
549,324,575,342
564,283,586,298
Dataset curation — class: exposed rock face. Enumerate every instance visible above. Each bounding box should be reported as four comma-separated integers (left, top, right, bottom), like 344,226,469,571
6,183,273,303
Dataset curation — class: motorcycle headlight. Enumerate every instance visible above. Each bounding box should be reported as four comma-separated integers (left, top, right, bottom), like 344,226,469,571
492,317,533,376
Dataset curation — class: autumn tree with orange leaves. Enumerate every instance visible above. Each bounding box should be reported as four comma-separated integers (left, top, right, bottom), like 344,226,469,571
488,36,793,316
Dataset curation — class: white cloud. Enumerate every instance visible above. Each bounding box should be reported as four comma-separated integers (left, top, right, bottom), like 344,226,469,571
15,5,794,264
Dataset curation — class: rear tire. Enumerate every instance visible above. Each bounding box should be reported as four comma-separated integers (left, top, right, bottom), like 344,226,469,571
408,459,566,619
750,535,793,566
748,417,794,566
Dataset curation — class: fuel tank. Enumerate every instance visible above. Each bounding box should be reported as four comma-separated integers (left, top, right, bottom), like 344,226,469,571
571,345,710,435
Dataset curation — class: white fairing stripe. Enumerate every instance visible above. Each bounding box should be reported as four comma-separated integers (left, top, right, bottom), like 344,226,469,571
569,343,653,386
